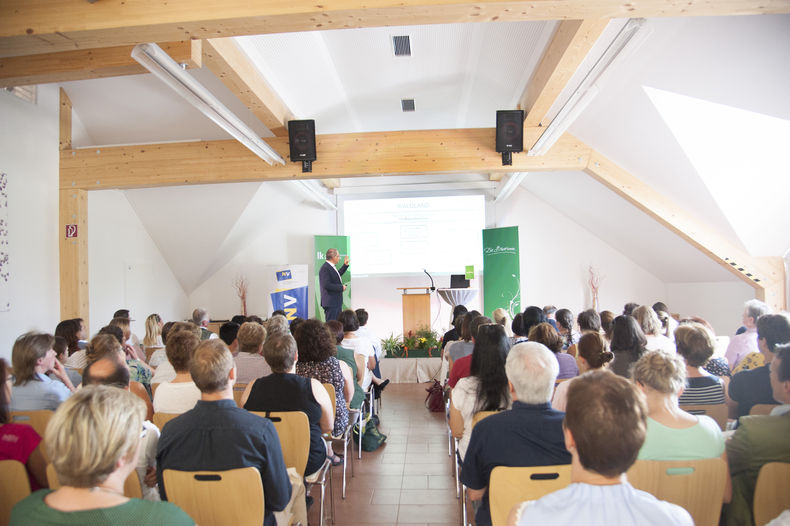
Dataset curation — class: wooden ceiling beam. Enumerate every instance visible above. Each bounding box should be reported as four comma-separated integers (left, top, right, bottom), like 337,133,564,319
201,38,293,137
3,0,788,58
581,136,786,310
59,127,590,190
519,19,609,129
0,41,199,88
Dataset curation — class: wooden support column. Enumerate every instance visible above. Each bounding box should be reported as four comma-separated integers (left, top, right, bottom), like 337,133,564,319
58,88,89,328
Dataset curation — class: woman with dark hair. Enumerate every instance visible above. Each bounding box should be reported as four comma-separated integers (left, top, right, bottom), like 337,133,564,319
338,309,388,392
449,324,511,460
10,332,75,411
1,358,48,490
511,313,528,344
610,315,648,377
52,336,82,388
552,332,614,411
294,319,351,446
448,311,482,366
567,309,602,358
55,319,84,357
528,323,579,379
522,306,547,336
600,310,615,341
554,308,577,350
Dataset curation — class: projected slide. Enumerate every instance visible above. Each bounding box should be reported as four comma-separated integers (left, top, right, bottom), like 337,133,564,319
343,195,485,275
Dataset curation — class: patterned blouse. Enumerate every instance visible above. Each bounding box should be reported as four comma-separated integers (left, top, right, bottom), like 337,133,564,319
127,358,152,387
703,356,732,378
296,357,349,437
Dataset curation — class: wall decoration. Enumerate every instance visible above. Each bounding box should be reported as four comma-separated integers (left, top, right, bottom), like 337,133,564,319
0,172,9,311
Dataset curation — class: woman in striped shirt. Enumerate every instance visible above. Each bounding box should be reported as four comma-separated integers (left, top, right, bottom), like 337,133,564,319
676,322,726,405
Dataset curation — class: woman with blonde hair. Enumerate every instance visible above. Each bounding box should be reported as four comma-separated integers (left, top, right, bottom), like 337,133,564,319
552,332,613,411
143,314,164,350
10,386,193,524
632,305,675,354
492,308,512,338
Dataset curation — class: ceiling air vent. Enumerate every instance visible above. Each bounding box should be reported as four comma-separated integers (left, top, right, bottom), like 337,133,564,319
392,35,411,57
401,99,416,112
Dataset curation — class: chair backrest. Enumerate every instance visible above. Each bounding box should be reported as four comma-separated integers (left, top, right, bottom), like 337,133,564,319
323,383,336,421
9,410,53,439
627,457,727,526
46,463,143,499
144,346,163,363
750,404,779,416
489,465,571,526
163,467,264,526
0,460,32,526
472,410,498,428
250,411,310,477
153,411,180,430
233,382,248,407
151,382,161,398
679,403,728,431
753,462,790,526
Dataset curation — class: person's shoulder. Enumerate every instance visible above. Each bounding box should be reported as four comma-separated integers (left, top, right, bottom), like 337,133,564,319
628,486,694,524
127,498,195,524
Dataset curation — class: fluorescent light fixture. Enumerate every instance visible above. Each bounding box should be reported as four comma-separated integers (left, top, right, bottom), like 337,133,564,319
131,43,285,166
295,180,337,210
494,172,528,203
529,18,646,156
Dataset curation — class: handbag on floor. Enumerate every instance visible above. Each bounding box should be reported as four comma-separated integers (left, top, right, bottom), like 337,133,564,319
352,415,387,451
425,379,444,412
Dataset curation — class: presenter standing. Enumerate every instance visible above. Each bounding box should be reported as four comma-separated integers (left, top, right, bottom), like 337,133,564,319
319,248,349,321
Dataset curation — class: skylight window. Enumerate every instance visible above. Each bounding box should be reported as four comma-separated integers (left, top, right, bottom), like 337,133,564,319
644,86,790,256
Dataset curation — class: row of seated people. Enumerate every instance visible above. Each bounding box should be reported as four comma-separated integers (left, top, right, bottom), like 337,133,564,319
443,302,790,526
2,307,387,524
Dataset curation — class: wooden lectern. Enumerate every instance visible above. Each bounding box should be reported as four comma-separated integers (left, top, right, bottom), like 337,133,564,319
397,287,432,336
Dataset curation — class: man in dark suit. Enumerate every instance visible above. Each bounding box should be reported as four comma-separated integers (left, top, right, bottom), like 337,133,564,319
319,248,348,321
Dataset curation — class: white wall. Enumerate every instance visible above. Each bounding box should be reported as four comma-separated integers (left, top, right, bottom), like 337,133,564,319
88,190,189,338
0,86,60,360
496,186,667,317
666,281,755,336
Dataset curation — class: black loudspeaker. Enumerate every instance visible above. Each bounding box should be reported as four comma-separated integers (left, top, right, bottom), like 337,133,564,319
288,119,316,172
495,110,524,165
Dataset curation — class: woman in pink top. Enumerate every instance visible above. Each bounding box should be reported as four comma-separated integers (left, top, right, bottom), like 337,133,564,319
0,358,48,490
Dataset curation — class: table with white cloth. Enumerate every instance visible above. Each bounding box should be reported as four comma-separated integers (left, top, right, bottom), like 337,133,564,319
437,288,478,307
379,357,442,383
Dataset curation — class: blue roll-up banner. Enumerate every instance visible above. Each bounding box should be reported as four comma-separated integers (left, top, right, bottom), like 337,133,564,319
267,265,309,321
270,286,309,321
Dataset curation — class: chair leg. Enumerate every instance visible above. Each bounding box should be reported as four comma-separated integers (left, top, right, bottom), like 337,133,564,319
461,485,468,526
454,439,461,499
318,478,326,526
328,464,335,524
342,431,349,499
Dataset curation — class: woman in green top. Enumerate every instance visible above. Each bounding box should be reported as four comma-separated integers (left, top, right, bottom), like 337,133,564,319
326,320,364,409
11,385,193,525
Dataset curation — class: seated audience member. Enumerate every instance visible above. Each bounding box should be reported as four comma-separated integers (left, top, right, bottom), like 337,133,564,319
448,316,494,388
143,313,164,350
113,309,147,361
0,358,48,490
10,332,75,411
442,305,468,350
724,343,790,526
153,330,201,414
234,322,271,384
52,335,82,388
633,305,675,354
728,312,790,419
600,310,615,341
507,371,693,526
724,299,771,369
653,301,679,341
246,315,265,325
543,305,558,331
150,322,200,385
522,306,547,336
327,320,364,410
461,342,571,526
679,316,732,381
294,319,351,443
442,312,467,380
609,315,648,377
148,321,175,369
555,308,578,350
265,315,290,338
528,322,579,380
632,351,729,497
231,314,247,325
566,309,601,358
674,322,726,405
218,321,240,355
82,355,160,501
156,340,292,526
192,307,218,340
108,318,153,388
339,309,388,392
553,332,613,411
57,318,85,366
448,311,482,366
492,308,512,338
623,302,639,317
12,386,192,524
242,333,333,475
449,324,511,460
511,313,528,345
355,308,382,361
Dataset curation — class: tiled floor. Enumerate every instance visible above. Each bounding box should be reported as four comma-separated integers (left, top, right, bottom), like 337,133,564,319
306,382,462,526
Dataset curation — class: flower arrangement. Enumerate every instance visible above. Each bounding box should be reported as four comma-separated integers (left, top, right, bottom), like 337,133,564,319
382,326,441,358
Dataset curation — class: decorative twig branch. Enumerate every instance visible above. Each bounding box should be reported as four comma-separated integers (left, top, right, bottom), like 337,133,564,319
588,265,602,311
233,275,249,316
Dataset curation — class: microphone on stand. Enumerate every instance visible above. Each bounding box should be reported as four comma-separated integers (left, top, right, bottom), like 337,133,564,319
423,269,436,292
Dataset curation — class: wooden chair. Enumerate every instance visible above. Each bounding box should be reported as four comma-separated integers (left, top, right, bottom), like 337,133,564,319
0,460,31,526
233,382,248,407
679,403,728,431
750,404,779,416
46,463,142,499
163,467,264,526
627,457,727,526
144,345,163,363
472,410,497,428
753,462,790,526
9,410,53,439
152,411,180,430
489,464,572,526
322,382,355,499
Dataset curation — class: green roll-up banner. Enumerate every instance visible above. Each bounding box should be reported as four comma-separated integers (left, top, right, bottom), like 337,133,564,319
482,226,521,318
314,235,351,321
